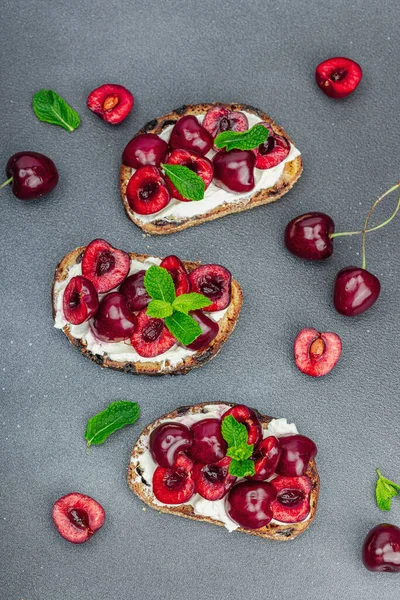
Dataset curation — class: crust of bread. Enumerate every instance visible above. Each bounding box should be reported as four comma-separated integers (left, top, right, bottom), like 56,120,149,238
52,247,243,376
120,102,303,235
128,402,319,540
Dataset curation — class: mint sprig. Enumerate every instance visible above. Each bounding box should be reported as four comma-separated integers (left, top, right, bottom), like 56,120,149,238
84,401,140,447
162,163,205,201
375,469,400,511
33,89,80,132
143,265,212,346
214,123,269,151
221,414,255,477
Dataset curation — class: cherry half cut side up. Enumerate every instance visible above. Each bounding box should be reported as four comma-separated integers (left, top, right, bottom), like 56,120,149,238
81,239,130,293
63,276,99,325
52,492,105,544
87,84,134,124
315,57,362,99
126,165,170,215
294,328,342,377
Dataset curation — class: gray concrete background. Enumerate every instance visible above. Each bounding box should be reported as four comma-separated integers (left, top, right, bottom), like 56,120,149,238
1,1,399,598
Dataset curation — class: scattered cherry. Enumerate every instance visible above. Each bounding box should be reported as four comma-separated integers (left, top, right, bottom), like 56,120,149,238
130,309,176,358
169,115,213,156
226,481,277,529
165,149,213,202
122,133,168,168
63,276,99,325
333,267,381,316
82,239,130,293
294,328,342,377
91,292,137,343
276,434,317,477
315,57,362,99
119,270,151,312
188,264,232,312
160,255,190,296
126,165,170,215
150,422,193,468
213,149,256,193
185,311,219,351
87,84,134,124
188,418,227,464
270,476,312,523
152,453,195,504
193,457,236,501
362,524,400,572
285,212,335,260
222,405,262,447
247,436,281,481
52,492,105,544
2,152,58,200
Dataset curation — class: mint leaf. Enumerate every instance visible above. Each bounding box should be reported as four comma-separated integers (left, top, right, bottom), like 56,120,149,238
84,401,140,447
221,414,249,447
229,459,255,478
376,469,400,511
146,299,173,319
172,292,212,314
162,164,205,201
144,265,176,304
164,311,201,345
214,124,269,151
227,443,254,461
33,89,80,132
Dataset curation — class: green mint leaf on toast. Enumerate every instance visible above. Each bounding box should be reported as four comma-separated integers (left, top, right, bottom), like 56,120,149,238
33,89,80,132
172,292,212,314
227,443,254,461
376,469,400,511
221,414,249,447
229,458,255,478
214,124,269,151
164,311,202,345
146,299,173,319
84,401,140,447
144,265,176,304
162,163,205,201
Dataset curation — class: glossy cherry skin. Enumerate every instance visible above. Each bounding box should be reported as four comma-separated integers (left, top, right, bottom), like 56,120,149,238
186,311,219,351
226,481,277,529
122,133,168,169
362,524,400,572
5,152,58,200
150,422,193,468
119,270,151,312
188,418,227,464
285,212,335,260
63,276,99,325
213,149,256,193
91,292,137,342
169,115,213,156
333,267,381,316
276,435,317,477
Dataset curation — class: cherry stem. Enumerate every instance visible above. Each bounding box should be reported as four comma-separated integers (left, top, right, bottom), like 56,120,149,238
361,182,400,270
0,176,13,190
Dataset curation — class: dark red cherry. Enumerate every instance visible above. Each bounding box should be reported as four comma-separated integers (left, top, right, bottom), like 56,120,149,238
169,115,213,156
91,292,137,343
52,492,105,544
63,276,99,325
188,418,227,464
315,57,362,99
122,133,168,169
87,84,133,124
285,212,335,260
150,422,193,468
362,524,400,572
185,311,219,351
222,405,262,447
126,165,170,215
276,435,317,477
82,239,130,293
3,152,58,200
188,264,232,312
247,436,281,481
152,453,195,504
119,270,151,312
333,267,381,316
213,149,256,193
193,457,236,501
160,255,190,296
226,481,277,529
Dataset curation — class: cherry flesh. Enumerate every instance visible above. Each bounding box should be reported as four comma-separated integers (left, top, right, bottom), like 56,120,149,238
226,481,277,529
130,309,176,358
213,149,256,193
247,436,281,481
285,212,335,260
276,435,317,477
188,418,227,464
119,270,151,312
150,422,193,468
126,165,170,215
193,457,236,501
294,328,342,377
315,57,362,99
254,123,290,170
4,152,58,200
165,149,213,201
52,492,105,544
362,524,400,572
122,133,168,168
222,405,262,447
270,476,312,523
333,267,381,316
160,255,190,296
63,276,99,325
81,239,130,293
152,453,195,504
87,84,134,124
185,311,219,351
91,292,137,343
169,115,213,156
188,264,232,312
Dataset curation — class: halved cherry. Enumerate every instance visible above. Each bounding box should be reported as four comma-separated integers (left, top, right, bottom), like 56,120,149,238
188,264,231,312
160,255,190,295
126,166,170,215
193,457,236,501
87,84,134,124
63,276,99,325
254,122,290,169
130,310,176,358
152,453,195,504
315,57,362,99
52,492,105,544
202,106,249,149
247,436,281,481
294,328,342,377
222,404,262,447
165,149,213,202
270,476,312,523
81,239,130,293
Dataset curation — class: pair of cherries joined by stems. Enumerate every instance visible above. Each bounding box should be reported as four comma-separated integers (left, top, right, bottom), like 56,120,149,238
285,183,400,316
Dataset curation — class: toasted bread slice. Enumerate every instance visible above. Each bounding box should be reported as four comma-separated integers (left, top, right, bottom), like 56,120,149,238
128,402,319,540
120,102,303,235
52,247,243,376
